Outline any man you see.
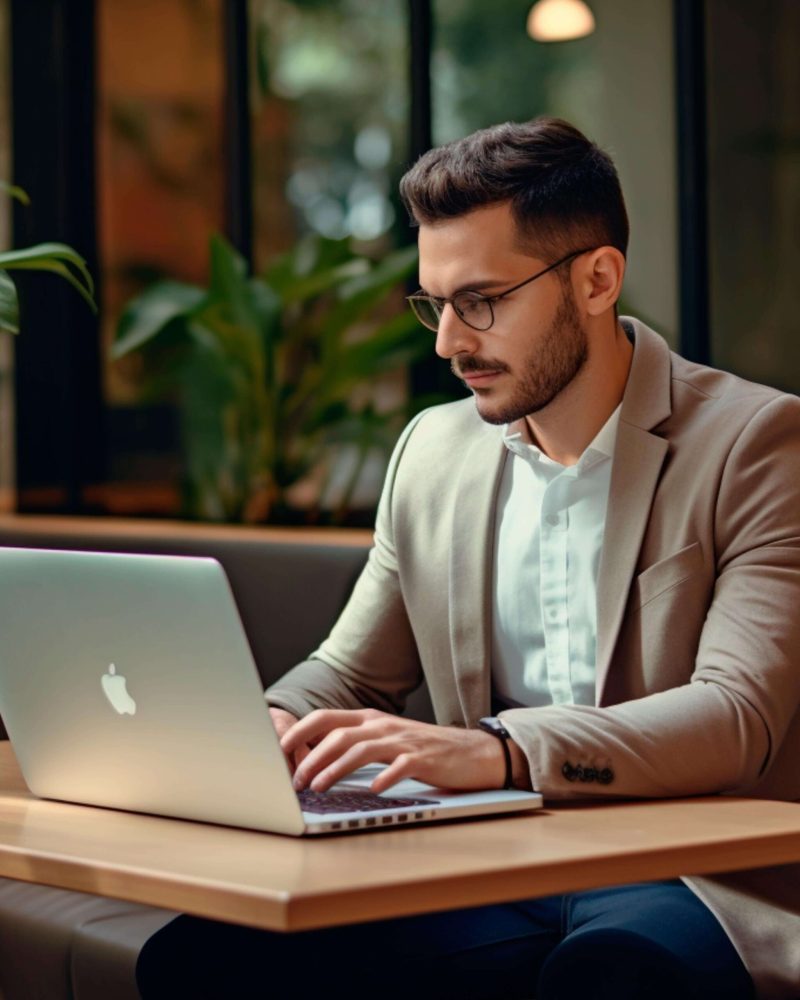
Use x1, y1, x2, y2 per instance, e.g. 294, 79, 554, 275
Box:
138, 119, 800, 999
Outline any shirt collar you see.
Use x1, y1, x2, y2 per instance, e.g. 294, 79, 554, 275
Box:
502, 404, 622, 473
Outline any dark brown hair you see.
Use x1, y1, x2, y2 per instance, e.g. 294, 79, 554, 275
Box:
399, 117, 629, 262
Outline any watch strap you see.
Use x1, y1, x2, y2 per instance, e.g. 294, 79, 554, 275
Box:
478, 717, 513, 790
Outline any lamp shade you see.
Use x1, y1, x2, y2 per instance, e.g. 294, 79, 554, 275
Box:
527, 0, 595, 42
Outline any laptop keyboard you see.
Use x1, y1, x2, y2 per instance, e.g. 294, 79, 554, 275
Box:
298, 788, 438, 814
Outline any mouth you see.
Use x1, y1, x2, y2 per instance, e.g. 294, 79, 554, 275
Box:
460, 370, 504, 388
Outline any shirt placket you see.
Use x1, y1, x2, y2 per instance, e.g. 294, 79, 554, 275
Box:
540, 474, 573, 705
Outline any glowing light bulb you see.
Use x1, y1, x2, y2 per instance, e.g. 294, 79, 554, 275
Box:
527, 0, 595, 42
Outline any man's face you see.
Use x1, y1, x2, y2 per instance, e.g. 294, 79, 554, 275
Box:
417, 202, 587, 425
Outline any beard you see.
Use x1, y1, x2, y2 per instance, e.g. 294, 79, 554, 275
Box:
452, 286, 588, 426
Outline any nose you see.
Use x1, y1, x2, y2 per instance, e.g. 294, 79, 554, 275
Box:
434, 303, 480, 360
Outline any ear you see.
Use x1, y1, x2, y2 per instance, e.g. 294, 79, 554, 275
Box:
576, 247, 626, 317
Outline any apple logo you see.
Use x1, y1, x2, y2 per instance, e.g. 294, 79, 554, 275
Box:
101, 664, 137, 716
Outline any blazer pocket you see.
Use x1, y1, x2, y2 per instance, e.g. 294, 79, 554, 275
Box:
632, 541, 704, 611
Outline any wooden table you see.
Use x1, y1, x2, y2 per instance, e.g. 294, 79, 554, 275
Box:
2, 742, 800, 932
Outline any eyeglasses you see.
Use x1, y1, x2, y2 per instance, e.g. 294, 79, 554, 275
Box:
406, 248, 593, 333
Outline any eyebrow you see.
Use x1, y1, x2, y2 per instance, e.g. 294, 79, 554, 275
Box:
417, 278, 511, 297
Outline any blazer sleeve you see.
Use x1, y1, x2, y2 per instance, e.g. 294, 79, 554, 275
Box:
500, 393, 800, 799
265, 412, 428, 720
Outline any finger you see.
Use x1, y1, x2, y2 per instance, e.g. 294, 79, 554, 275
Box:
285, 746, 301, 775
306, 739, 399, 793
370, 753, 419, 794
281, 709, 369, 755
293, 744, 311, 768
288, 744, 312, 775
293, 723, 387, 790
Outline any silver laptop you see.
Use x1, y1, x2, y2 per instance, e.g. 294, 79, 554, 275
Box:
0, 547, 542, 835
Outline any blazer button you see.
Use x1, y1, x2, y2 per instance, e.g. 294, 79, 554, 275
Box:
562, 762, 578, 781
598, 768, 614, 785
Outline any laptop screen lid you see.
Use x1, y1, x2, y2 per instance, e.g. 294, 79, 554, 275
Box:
0, 547, 541, 835
0, 546, 308, 834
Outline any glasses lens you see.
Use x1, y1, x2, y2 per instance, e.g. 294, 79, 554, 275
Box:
453, 292, 493, 331
409, 296, 442, 331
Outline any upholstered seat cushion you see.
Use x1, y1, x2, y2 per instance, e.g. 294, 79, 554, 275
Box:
0, 878, 175, 1000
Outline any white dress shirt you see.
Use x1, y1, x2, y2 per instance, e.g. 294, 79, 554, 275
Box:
491, 405, 621, 709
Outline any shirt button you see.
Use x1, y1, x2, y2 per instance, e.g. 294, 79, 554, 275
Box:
545, 514, 560, 527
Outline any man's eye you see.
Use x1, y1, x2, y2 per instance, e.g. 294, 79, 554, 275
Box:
458, 295, 487, 318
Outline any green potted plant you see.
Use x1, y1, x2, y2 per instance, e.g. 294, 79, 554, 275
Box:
0, 182, 96, 334
112, 233, 439, 523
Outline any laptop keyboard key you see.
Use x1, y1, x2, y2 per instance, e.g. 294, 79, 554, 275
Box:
298, 789, 438, 814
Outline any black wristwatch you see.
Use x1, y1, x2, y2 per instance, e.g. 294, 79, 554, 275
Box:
478, 716, 513, 789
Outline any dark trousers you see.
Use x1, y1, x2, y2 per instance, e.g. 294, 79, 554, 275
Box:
136, 879, 755, 999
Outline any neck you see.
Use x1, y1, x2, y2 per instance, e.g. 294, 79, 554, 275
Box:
524, 318, 633, 466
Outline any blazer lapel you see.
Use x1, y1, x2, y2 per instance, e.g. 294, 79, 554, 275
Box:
595, 319, 674, 701
448, 422, 507, 726
594, 423, 668, 698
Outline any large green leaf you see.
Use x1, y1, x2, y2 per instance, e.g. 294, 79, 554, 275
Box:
208, 235, 248, 309
281, 309, 427, 430
0, 270, 19, 334
336, 244, 419, 302
186, 312, 272, 451
202, 235, 273, 377
177, 325, 273, 522
178, 347, 239, 521
298, 234, 359, 274
189, 304, 267, 396
0, 243, 96, 312
262, 234, 355, 291
333, 310, 430, 380
112, 280, 205, 359
261, 234, 373, 307
317, 244, 418, 354
298, 312, 429, 420
0, 181, 30, 206
276, 258, 369, 305
248, 278, 283, 346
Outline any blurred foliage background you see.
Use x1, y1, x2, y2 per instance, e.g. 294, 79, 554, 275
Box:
96, 0, 648, 524
112, 234, 430, 523
3, 0, 795, 522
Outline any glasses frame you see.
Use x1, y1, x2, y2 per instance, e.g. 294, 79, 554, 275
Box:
407, 247, 595, 332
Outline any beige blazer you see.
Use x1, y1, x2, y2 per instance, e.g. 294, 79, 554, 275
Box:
268, 318, 800, 999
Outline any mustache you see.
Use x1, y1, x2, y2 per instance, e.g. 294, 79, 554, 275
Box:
451, 357, 510, 378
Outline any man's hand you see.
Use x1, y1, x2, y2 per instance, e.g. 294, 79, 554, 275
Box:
269, 707, 311, 773
281, 708, 512, 794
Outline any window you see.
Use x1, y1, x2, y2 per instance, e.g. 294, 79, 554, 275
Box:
96, 0, 226, 515
250, 0, 409, 262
